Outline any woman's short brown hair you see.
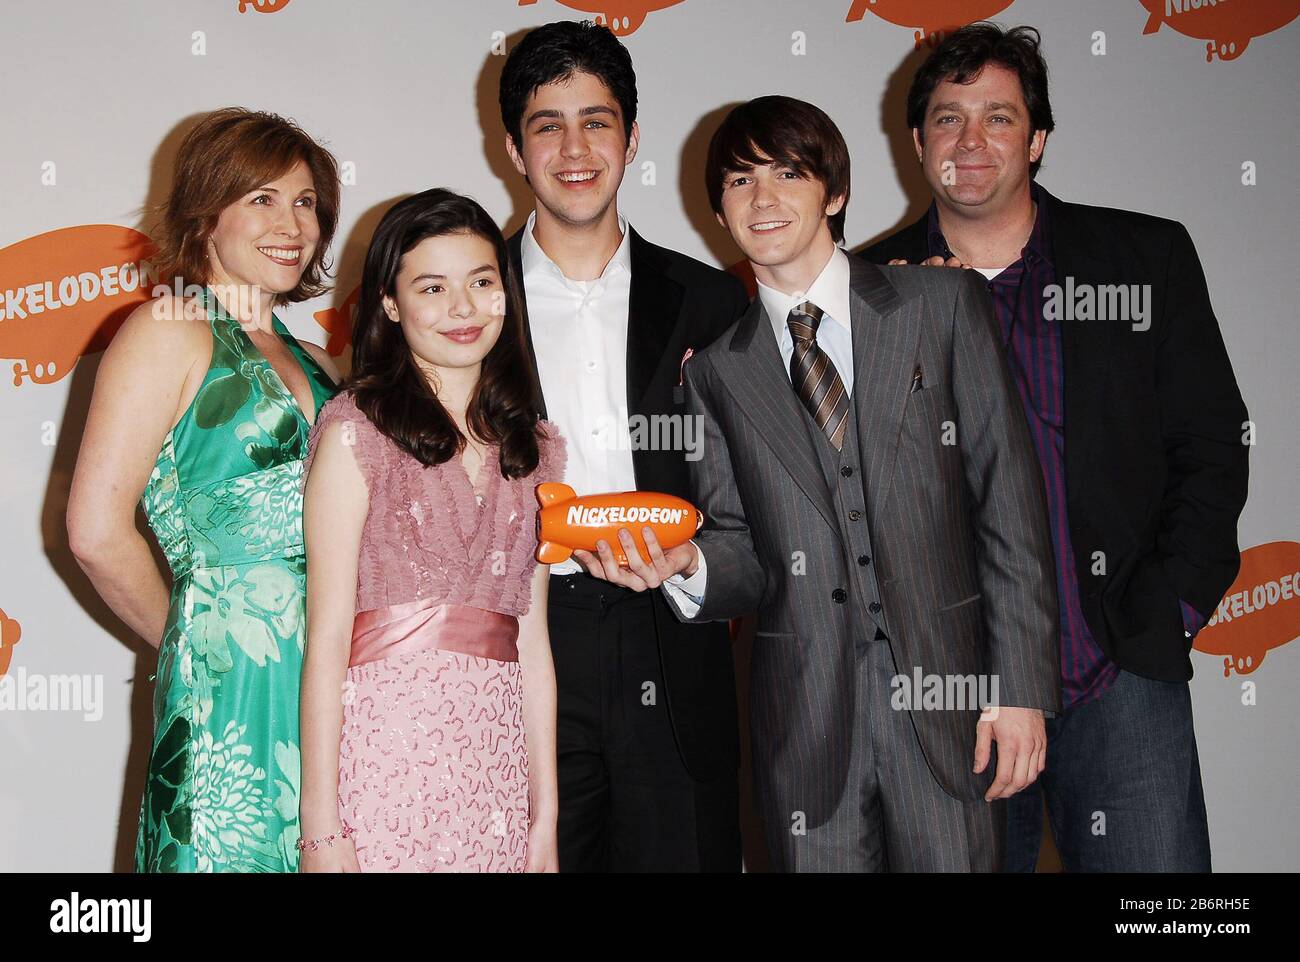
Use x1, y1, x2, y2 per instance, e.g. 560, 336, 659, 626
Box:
705, 96, 851, 244
154, 107, 341, 303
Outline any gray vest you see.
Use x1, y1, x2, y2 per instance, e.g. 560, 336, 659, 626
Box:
798, 395, 889, 642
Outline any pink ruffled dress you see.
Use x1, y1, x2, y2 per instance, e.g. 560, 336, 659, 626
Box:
305, 391, 565, 872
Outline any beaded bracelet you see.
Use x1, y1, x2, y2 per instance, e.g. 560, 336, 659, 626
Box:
296, 824, 355, 853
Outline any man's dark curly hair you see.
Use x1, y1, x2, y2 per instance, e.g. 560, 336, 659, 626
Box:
907, 23, 1054, 176
499, 20, 637, 150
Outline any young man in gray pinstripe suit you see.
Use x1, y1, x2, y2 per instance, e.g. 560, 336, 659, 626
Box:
575, 96, 1061, 871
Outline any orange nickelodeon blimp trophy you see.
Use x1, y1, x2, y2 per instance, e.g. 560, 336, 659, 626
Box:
535, 484, 703, 566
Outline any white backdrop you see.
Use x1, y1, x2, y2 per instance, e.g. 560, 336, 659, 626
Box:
1, 0, 1297, 871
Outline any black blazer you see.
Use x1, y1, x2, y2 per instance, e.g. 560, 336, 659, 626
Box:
507, 224, 750, 778
860, 186, 1249, 682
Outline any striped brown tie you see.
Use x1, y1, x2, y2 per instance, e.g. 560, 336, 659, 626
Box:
787, 300, 850, 450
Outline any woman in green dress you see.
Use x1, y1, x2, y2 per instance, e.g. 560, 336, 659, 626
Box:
67, 108, 342, 872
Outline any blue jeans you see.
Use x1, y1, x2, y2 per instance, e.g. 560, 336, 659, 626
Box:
1004, 668, 1212, 872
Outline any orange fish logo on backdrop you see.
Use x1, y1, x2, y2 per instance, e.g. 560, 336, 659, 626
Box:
1194, 541, 1300, 677
312, 283, 359, 358
237, 0, 292, 12
518, 0, 686, 36
1140, 0, 1300, 62
846, 0, 1016, 46
0, 225, 158, 387
0, 609, 20, 678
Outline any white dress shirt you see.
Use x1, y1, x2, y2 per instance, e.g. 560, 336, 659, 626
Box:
663, 246, 855, 615
520, 209, 636, 574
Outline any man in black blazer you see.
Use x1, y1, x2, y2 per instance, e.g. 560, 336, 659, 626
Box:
862, 24, 1249, 871
497, 20, 746, 871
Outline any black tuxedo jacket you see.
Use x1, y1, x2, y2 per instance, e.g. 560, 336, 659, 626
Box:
507, 224, 750, 778
860, 186, 1249, 682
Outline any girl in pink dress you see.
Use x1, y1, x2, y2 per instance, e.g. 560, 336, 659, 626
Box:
299, 189, 563, 872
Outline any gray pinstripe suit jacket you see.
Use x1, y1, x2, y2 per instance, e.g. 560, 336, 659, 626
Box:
674, 254, 1061, 827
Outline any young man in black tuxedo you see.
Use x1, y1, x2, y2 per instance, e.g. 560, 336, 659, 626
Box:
497, 19, 746, 871
861, 24, 1249, 871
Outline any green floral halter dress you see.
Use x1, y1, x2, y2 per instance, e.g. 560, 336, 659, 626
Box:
135, 288, 337, 872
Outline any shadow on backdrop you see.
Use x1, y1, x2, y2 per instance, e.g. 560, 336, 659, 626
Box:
39, 113, 211, 871
852, 43, 933, 255
477, 29, 543, 240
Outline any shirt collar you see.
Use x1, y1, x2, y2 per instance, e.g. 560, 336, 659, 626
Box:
758, 245, 853, 348
925, 181, 1053, 270
520, 209, 632, 287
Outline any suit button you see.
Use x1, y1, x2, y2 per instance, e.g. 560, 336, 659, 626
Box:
832, 588, 848, 604
869, 601, 883, 614
858, 554, 871, 566
840, 465, 853, 477
849, 510, 861, 521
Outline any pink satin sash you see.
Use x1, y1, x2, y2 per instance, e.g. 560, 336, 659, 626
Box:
349, 598, 519, 667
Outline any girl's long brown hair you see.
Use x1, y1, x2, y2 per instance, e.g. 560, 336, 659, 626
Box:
348, 188, 541, 478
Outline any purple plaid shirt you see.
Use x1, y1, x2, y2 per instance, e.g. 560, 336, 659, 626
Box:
926, 187, 1121, 708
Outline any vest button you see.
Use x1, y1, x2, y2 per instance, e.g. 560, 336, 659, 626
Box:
832, 588, 848, 604
858, 554, 871, 566
869, 601, 883, 614
840, 465, 853, 477
849, 510, 861, 521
